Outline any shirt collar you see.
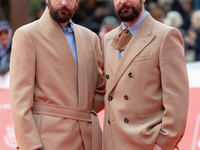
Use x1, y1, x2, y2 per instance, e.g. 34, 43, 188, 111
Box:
61, 20, 74, 33
122, 11, 148, 36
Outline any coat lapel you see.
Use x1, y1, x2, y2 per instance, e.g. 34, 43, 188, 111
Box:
106, 27, 121, 74
108, 14, 156, 94
39, 8, 89, 109
39, 8, 78, 82
73, 24, 88, 109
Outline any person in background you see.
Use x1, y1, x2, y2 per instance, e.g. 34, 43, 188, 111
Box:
163, 10, 192, 61
185, 10, 200, 61
10, 0, 105, 150
170, 0, 191, 31
147, 1, 165, 22
0, 20, 12, 75
99, 16, 119, 47
163, 10, 185, 39
193, 0, 200, 10
102, 0, 189, 149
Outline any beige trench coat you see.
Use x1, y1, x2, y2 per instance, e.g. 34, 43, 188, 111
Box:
102, 14, 189, 150
10, 8, 105, 150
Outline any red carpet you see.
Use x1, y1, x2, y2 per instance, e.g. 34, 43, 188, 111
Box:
1, 88, 199, 149
179, 88, 200, 150
0, 89, 17, 150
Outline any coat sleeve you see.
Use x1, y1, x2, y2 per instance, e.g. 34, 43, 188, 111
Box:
156, 28, 189, 150
92, 35, 105, 113
10, 28, 43, 150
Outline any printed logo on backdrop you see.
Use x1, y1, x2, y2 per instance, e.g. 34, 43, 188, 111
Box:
191, 114, 200, 150
0, 89, 17, 150
4, 124, 17, 148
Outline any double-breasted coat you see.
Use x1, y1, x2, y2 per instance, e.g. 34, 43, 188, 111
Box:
10, 8, 105, 150
102, 14, 189, 150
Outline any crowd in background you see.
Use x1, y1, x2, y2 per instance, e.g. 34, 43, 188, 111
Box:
72, 0, 200, 62
0, 0, 200, 76
30, 0, 200, 62
146, 0, 200, 62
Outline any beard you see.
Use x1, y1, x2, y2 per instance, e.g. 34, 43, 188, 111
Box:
48, 0, 77, 23
115, 0, 143, 22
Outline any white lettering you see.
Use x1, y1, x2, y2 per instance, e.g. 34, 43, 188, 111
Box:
4, 124, 17, 148
0, 104, 11, 110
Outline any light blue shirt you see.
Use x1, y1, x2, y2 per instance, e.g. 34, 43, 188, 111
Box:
120, 11, 148, 58
61, 21, 78, 67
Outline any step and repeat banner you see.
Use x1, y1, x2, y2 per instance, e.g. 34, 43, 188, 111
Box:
0, 72, 17, 150
0, 62, 200, 150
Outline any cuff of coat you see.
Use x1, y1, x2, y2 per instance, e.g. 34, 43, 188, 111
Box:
156, 134, 183, 150
16, 146, 43, 150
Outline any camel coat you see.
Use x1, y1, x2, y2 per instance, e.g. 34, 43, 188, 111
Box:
102, 14, 189, 150
10, 8, 105, 150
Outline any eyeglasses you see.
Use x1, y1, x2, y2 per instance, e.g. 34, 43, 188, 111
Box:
0, 30, 9, 36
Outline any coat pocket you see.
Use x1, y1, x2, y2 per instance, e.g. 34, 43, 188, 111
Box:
133, 53, 152, 62
137, 110, 163, 145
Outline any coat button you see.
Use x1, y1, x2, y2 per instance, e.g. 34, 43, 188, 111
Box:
128, 72, 133, 77
108, 119, 111, 124
124, 95, 128, 100
124, 118, 129, 123
108, 96, 113, 101
106, 75, 109, 79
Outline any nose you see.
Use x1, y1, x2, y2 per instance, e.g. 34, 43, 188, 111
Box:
61, 0, 68, 7
120, 0, 128, 5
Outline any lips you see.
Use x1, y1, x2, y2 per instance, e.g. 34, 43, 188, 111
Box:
58, 9, 68, 12
57, 8, 70, 13
121, 7, 131, 13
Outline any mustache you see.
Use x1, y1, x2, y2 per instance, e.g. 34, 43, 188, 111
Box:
118, 4, 133, 11
57, 6, 72, 12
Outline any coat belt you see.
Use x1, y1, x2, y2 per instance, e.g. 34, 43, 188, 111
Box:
32, 102, 102, 150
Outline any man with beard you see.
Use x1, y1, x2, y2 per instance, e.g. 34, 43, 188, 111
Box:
102, 0, 189, 150
10, 0, 105, 150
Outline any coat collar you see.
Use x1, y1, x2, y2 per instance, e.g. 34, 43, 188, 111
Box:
106, 14, 156, 94
39, 7, 78, 74
39, 8, 89, 109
